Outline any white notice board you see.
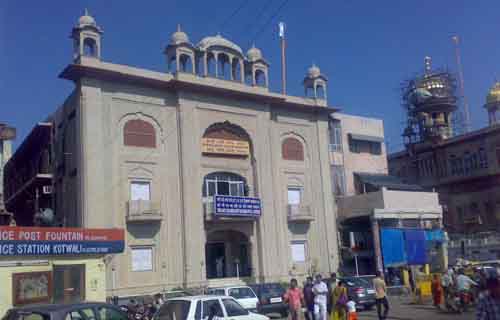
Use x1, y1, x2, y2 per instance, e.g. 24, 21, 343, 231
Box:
131, 247, 153, 271
291, 241, 306, 262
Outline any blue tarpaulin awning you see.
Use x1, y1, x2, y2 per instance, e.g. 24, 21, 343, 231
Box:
381, 228, 407, 267
425, 230, 444, 242
404, 229, 428, 265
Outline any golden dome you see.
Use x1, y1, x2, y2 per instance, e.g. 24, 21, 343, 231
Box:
486, 82, 500, 105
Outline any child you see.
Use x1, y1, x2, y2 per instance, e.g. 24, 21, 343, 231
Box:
346, 298, 357, 320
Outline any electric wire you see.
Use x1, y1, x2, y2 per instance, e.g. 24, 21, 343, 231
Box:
250, 0, 290, 44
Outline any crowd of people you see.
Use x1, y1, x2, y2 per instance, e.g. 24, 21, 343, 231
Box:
429, 265, 500, 319
283, 272, 389, 320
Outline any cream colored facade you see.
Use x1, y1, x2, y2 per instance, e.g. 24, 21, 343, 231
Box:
26, 13, 340, 297
329, 113, 387, 196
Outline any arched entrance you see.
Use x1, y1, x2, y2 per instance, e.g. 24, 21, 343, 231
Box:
206, 230, 251, 279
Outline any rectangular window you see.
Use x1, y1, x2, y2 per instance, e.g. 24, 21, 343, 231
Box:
291, 241, 306, 263
349, 138, 360, 153
131, 247, 153, 271
287, 187, 302, 205
329, 121, 342, 152
369, 142, 382, 155
479, 147, 489, 168
130, 181, 151, 201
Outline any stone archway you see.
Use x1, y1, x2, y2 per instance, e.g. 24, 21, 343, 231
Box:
205, 229, 251, 279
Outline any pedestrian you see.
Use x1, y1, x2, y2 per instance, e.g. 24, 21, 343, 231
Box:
303, 276, 316, 320
346, 298, 357, 320
373, 271, 389, 320
327, 273, 338, 315
284, 278, 304, 320
476, 277, 500, 320
441, 269, 453, 300
431, 274, 442, 308
313, 274, 329, 320
330, 281, 347, 320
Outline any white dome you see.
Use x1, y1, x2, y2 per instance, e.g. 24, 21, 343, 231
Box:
171, 25, 189, 45
247, 45, 262, 62
198, 34, 243, 56
307, 64, 321, 78
78, 9, 96, 27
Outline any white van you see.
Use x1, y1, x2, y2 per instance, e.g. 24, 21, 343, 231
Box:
207, 286, 259, 311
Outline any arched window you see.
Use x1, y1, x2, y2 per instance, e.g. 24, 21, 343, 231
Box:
232, 58, 241, 82
218, 53, 231, 80
168, 56, 177, 72
83, 38, 97, 57
202, 172, 248, 197
282, 137, 304, 161
245, 71, 253, 86
207, 52, 216, 77
255, 69, 266, 87
124, 119, 156, 148
179, 54, 193, 73
316, 85, 325, 99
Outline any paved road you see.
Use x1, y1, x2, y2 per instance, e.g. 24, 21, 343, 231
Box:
357, 297, 474, 320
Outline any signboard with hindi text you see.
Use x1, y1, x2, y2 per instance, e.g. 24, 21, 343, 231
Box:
214, 195, 261, 217
202, 138, 250, 156
0, 227, 125, 256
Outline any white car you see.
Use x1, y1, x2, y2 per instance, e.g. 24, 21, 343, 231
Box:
154, 295, 269, 320
207, 286, 259, 311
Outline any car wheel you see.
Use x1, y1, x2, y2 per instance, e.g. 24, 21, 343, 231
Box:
364, 304, 374, 311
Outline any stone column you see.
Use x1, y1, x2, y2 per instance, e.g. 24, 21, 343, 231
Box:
371, 217, 383, 272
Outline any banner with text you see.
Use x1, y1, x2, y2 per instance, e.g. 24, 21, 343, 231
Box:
214, 196, 261, 217
202, 138, 250, 156
0, 227, 125, 256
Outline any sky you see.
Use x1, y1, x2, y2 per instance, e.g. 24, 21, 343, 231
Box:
1, 0, 500, 152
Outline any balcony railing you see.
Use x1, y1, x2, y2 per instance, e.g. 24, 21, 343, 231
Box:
126, 200, 162, 222
287, 204, 314, 222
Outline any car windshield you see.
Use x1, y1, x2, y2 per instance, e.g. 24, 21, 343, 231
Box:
157, 300, 191, 320
10, 312, 50, 320
260, 284, 285, 296
342, 277, 369, 287
228, 287, 256, 299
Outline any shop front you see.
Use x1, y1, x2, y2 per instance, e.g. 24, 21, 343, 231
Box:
0, 226, 124, 315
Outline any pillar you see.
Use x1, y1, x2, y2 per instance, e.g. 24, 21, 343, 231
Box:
240, 61, 244, 83
371, 217, 383, 272
203, 53, 208, 77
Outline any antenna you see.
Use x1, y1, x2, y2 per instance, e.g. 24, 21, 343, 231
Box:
452, 35, 471, 133
279, 22, 286, 94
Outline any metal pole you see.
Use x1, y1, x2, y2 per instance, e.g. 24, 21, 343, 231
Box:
452, 35, 471, 133
279, 22, 286, 95
354, 254, 359, 277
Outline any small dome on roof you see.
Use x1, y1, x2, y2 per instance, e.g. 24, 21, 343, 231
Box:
247, 45, 262, 62
487, 82, 500, 105
198, 34, 243, 56
171, 24, 189, 45
78, 9, 96, 27
307, 64, 321, 78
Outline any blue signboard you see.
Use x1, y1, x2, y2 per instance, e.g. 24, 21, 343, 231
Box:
214, 196, 261, 217
0, 227, 125, 256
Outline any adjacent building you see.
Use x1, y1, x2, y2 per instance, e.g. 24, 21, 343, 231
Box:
329, 113, 444, 281
4, 12, 339, 296
0, 123, 16, 218
388, 58, 500, 264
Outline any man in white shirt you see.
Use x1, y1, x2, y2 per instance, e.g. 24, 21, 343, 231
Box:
456, 270, 477, 292
312, 274, 328, 320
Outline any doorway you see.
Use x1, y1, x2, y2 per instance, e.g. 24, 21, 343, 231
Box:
53, 264, 85, 304
205, 230, 251, 279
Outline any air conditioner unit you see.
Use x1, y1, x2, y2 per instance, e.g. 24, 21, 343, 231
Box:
42, 186, 53, 194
